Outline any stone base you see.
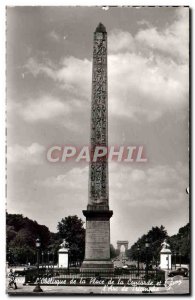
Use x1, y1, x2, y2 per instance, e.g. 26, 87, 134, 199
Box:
58, 248, 69, 268
80, 260, 114, 273
81, 209, 113, 274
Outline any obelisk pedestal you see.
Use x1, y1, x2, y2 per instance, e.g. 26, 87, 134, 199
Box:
80, 23, 113, 273
81, 210, 113, 272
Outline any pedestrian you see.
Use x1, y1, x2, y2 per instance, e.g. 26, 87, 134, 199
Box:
8, 269, 17, 289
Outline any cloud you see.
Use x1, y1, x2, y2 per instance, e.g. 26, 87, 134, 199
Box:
25, 50, 188, 124
7, 96, 88, 137
34, 160, 188, 245
7, 143, 45, 165
137, 19, 151, 27
38, 166, 88, 190
108, 161, 189, 243
24, 8, 189, 124
108, 30, 135, 53
108, 52, 188, 121
135, 7, 189, 62
109, 162, 188, 209
25, 56, 91, 99
25, 57, 56, 78
48, 30, 61, 42
38, 161, 188, 212
18, 96, 70, 122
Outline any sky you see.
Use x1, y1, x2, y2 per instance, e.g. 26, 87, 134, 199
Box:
6, 6, 189, 247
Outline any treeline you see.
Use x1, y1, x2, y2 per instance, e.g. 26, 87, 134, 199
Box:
6, 213, 190, 266
6, 213, 85, 265
126, 223, 190, 264
6, 213, 117, 265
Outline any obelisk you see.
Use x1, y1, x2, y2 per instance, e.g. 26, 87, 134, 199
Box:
81, 23, 113, 273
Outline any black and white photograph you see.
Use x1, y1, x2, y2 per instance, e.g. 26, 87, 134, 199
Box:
6, 6, 190, 295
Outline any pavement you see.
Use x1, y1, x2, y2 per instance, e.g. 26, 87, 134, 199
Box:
7, 276, 190, 295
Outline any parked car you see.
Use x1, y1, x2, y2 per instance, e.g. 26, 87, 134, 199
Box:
25, 265, 37, 270
168, 267, 189, 277
128, 265, 137, 270
122, 265, 128, 269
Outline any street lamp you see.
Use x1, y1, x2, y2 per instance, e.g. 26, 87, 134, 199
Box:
145, 239, 150, 283
142, 238, 151, 294
52, 251, 55, 268
137, 245, 140, 277
33, 238, 43, 293
41, 251, 44, 267
47, 251, 50, 268
26, 250, 29, 266
173, 252, 177, 269
179, 252, 181, 267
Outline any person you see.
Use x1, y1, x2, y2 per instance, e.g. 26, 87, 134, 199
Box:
8, 269, 17, 289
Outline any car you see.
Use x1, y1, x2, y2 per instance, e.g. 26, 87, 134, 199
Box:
168, 267, 189, 277
25, 265, 37, 270
128, 265, 137, 270
122, 265, 128, 269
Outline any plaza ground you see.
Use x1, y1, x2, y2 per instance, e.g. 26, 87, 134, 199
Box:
6, 263, 190, 295
7, 277, 190, 295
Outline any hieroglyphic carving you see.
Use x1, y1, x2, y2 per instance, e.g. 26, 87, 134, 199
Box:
89, 29, 109, 206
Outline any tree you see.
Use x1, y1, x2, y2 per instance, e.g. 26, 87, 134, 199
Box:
6, 213, 53, 265
8, 246, 36, 265
167, 223, 190, 264
127, 225, 168, 263
6, 213, 51, 249
6, 225, 17, 243
57, 215, 85, 263
110, 244, 118, 258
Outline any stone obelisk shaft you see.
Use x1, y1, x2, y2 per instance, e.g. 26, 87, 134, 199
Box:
81, 23, 113, 273
88, 23, 109, 209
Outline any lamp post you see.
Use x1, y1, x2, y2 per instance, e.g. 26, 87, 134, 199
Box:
145, 238, 150, 283
47, 251, 50, 269
142, 238, 151, 294
137, 245, 140, 277
173, 252, 176, 269
156, 259, 159, 271
52, 251, 54, 268
41, 251, 44, 267
33, 238, 43, 293
26, 251, 29, 266
174, 252, 177, 269
179, 252, 181, 267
